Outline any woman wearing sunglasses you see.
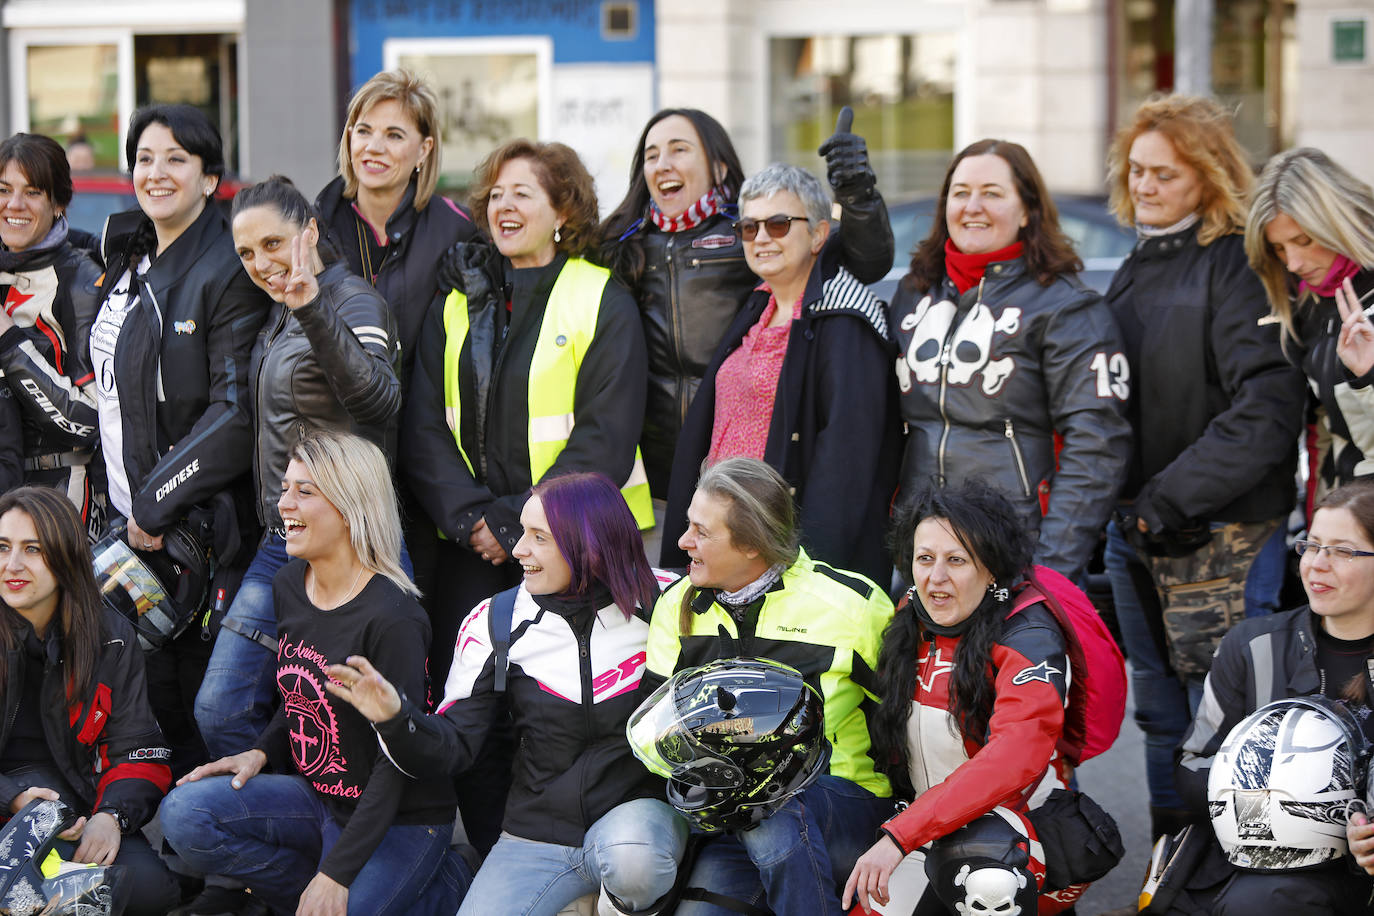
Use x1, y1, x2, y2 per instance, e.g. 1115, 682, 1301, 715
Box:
659, 163, 898, 581
890, 140, 1130, 586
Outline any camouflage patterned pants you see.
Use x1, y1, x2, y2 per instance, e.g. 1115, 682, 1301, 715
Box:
1142, 518, 1284, 680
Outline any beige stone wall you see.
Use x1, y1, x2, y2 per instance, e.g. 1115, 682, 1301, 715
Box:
653, 0, 1112, 196
1293, 1, 1374, 184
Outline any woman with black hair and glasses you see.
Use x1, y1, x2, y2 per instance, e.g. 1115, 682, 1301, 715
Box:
1176, 478, 1374, 914
658, 163, 898, 583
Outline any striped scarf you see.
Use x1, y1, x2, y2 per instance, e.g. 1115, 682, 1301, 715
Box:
649, 187, 724, 233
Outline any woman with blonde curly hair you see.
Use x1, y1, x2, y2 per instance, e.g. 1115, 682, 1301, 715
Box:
403, 140, 649, 851
1100, 95, 1306, 839
1245, 147, 1374, 488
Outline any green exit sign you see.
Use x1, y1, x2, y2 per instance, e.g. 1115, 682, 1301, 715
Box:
1334, 18, 1366, 63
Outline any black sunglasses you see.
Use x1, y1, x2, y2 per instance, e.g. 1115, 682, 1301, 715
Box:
733, 214, 811, 242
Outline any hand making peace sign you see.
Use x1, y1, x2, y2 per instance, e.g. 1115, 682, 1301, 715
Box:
1335, 275, 1374, 378
282, 231, 321, 311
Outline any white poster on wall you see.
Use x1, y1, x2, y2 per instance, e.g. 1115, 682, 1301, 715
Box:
550, 63, 655, 217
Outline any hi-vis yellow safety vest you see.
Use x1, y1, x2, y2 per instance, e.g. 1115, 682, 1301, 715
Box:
441, 258, 654, 529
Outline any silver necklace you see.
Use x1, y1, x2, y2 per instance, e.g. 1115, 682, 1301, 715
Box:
309, 564, 364, 609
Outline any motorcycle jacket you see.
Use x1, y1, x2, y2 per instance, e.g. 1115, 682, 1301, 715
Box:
248, 260, 401, 528
1287, 267, 1374, 487
375, 572, 676, 848
315, 176, 478, 390
645, 548, 894, 797
891, 258, 1131, 583
881, 602, 1071, 855
1105, 228, 1305, 531
632, 193, 894, 495
0, 233, 103, 507
97, 206, 270, 536
0, 609, 173, 832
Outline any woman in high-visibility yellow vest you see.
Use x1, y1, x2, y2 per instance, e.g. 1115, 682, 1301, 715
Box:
402, 139, 650, 852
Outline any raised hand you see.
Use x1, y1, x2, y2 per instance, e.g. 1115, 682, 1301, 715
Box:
325, 655, 402, 722
283, 232, 321, 311
1335, 276, 1374, 377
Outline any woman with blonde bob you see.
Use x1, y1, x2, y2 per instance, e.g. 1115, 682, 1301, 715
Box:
162, 431, 469, 916
1245, 147, 1374, 488
1100, 95, 1305, 839
314, 68, 480, 662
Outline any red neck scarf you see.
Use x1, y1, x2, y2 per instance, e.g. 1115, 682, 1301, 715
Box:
1300, 254, 1362, 298
943, 239, 1024, 295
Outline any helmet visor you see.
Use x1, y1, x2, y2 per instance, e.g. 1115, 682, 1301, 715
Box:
92, 536, 176, 631
627, 669, 748, 790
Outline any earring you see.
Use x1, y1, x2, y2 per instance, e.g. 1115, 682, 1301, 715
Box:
904, 584, 917, 604
987, 580, 1010, 603
553, 226, 562, 243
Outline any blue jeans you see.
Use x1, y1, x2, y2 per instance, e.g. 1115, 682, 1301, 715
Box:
160, 773, 469, 915
457, 798, 687, 916
1104, 521, 1283, 811
676, 775, 894, 916
196, 533, 414, 757
195, 533, 291, 757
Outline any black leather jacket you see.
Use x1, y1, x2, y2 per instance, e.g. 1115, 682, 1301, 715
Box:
248, 260, 402, 528
629, 193, 894, 494
0, 609, 172, 832
1105, 229, 1305, 531
891, 259, 1132, 583
0, 237, 103, 481
98, 205, 271, 538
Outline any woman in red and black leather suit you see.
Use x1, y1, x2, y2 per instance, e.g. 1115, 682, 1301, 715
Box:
845, 482, 1100, 916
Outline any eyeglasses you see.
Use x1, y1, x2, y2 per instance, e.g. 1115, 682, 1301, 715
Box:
1294, 540, 1374, 562
733, 214, 810, 241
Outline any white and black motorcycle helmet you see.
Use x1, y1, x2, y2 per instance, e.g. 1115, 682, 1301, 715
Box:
91, 523, 212, 651
1207, 695, 1368, 871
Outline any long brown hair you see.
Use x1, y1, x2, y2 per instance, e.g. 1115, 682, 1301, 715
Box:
905, 139, 1082, 292
0, 487, 103, 700
1106, 95, 1252, 247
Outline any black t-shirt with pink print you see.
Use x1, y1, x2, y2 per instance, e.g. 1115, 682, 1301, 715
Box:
255, 559, 454, 885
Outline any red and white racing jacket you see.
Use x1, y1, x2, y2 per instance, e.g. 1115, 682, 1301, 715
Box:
883, 602, 1071, 855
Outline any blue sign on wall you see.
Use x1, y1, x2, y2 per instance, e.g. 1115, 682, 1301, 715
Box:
350, 0, 655, 88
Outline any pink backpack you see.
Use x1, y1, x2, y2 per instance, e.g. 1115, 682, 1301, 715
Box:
1010, 565, 1126, 766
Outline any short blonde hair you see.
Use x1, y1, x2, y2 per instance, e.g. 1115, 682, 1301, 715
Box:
338, 69, 441, 211
1107, 95, 1252, 247
1245, 147, 1374, 342
288, 431, 418, 597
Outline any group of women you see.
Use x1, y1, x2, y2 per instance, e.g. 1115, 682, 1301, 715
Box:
2, 58, 1374, 913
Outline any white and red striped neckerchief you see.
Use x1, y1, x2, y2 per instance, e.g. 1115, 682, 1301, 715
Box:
648, 187, 724, 233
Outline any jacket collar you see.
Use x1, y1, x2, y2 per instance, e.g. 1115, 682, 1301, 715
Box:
316, 175, 420, 253
1132, 224, 1201, 261
144, 202, 228, 291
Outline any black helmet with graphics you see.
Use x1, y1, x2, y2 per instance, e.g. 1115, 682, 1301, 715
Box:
92, 522, 212, 651
626, 656, 829, 832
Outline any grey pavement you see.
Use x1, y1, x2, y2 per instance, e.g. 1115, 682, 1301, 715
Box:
1076, 674, 1152, 914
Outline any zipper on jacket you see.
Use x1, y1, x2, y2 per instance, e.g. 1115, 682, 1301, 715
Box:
1003, 418, 1032, 498
937, 278, 985, 480
252, 307, 292, 521
575, 616, 596, 829
687, 255, 744, 270
664, 234, 693, 424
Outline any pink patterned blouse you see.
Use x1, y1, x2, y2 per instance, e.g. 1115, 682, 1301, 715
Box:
707, 290, 802, 463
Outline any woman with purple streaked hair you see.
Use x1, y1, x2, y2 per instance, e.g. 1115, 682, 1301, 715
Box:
328, 472, 688, 916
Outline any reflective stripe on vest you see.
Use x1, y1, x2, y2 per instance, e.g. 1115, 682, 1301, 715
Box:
441, 258, 653, 528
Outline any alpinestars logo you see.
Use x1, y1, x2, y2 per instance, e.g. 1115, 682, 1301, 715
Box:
1011, 660, 1063, 686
